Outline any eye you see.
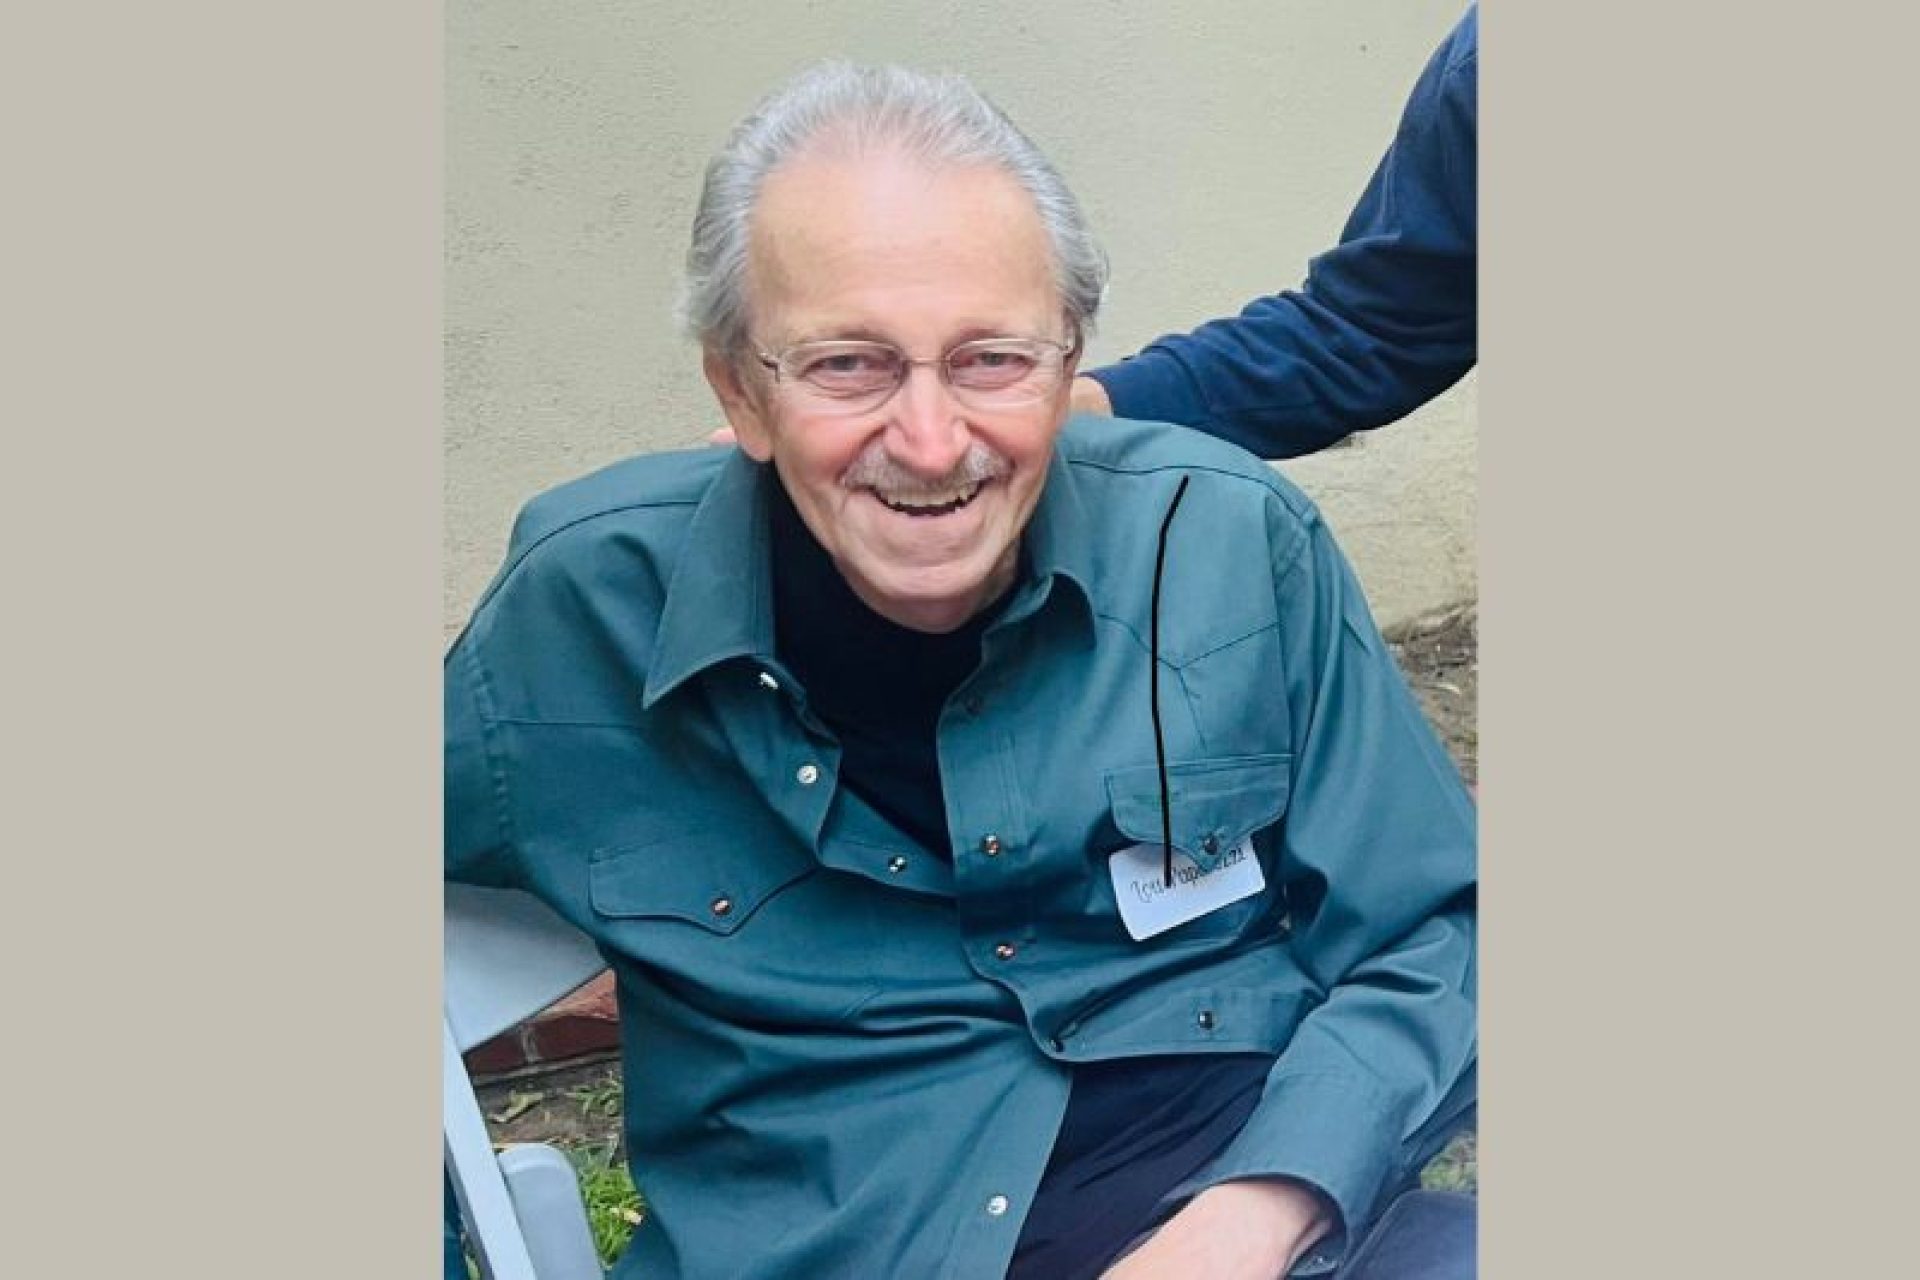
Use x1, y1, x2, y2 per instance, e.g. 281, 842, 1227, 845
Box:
794, 344, 900, 393
948, 342, 1040, 388
808, 352, 875, 375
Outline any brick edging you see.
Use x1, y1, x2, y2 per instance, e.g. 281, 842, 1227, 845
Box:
463, 970, 620, 1080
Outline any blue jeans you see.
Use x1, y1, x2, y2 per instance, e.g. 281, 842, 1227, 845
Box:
1337, 1189, 1476, 1280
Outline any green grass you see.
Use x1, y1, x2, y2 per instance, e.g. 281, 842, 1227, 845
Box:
567, 1077, 625, 1123
462, 1142, 639, 1276
465, 1072, 642, 1277
1420, 1129, 1479, 1194
566, 1140, 645, 1268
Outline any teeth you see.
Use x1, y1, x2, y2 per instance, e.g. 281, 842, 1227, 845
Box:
875, 481, 982, 516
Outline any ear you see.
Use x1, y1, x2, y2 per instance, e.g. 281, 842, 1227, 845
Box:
704, 348, 776, 462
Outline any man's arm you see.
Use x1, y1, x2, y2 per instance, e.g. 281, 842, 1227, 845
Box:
445, 634, 518, 888
1117, 510, 1478, 1278
1083, 7, 1478, 458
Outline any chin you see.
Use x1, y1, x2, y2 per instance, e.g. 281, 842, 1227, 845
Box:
859, 561, 998, 632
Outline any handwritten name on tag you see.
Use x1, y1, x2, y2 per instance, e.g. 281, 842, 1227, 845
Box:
1107, 836, 1265, 941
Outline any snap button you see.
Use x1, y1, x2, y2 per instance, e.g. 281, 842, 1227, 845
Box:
980, 833, 1003, 857
795, 763, 820, 786
985, 1194, 1010, 1217
993, 942, 1017, 961
1196, 1009, 1216, 1031
756, 671, 779, 691
886, 855, 908, 874
1201, 832, 1220, 855
709, 897, 734, 918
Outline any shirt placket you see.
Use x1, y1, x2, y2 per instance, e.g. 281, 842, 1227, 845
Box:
707, 658, 840, 859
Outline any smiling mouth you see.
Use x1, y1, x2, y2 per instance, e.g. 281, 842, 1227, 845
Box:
872, 481, 984, 517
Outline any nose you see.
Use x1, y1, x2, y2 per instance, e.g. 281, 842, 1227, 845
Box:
883, 362, 972, 477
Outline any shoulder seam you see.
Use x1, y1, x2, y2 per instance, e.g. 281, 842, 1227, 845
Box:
1062, 455, 1322, 525
472, 496, 700, 618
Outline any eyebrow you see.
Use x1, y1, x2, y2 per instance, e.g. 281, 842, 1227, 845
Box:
784, 323, 1024, 349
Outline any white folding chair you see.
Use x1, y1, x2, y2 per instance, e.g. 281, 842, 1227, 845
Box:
445, 883, 611, 1280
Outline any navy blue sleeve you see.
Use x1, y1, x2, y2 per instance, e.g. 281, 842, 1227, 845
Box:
1090, 6, 1477, 458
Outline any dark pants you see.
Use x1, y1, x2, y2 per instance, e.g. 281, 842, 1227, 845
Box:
1337, 1189, 1476, 1280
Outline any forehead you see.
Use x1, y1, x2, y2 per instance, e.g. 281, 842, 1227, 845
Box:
746, 149, 1058, 342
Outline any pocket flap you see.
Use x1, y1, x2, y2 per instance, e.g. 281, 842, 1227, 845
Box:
589, 835, 814, 936
1105, 753, 1292, 866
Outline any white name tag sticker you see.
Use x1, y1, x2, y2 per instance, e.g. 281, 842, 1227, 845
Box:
1107, 837, 1265, 941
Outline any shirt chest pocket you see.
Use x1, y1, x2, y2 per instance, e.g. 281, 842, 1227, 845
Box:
1098, 753, 1293, 939
1105, 753, 1292, 862
588, 830, 816, 937
587, 831, 902, 1028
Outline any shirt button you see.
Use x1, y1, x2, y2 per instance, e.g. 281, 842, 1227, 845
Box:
1196, 1009, 1217, 1030
795, 763, 821, 786
709, 897, 734, 918
756, 670, 780, 691
985, 1194, 1010, 1217
886, 855, 908, 874
980, 833, 1003, 857
993, 942, 1017, 961
1201, 832, 1220, 855
962, 695, 985, 716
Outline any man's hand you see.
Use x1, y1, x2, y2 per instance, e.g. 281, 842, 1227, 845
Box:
1099, 1179, 1334, 1280
1069, 375, 1113, 417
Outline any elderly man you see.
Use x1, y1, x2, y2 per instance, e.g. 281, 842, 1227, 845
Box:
446, 63, 1476, 1280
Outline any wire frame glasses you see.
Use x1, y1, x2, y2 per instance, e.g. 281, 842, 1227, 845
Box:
754, 335, 1077, 414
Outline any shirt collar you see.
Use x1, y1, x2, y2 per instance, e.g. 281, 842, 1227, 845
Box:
643, 451, 775, 708
1009, 446, 1099, 636
642, 444, 1099, 708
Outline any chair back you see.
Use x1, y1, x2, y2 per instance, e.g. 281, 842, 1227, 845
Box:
444, 884, 609, 1280
446, 884, 607, 1052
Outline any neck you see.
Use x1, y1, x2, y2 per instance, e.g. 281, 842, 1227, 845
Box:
843, 548, 1018, 634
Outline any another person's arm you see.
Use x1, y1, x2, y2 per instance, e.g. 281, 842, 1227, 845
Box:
1081, 7, 1478, 458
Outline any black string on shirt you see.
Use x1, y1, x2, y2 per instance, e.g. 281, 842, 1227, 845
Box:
1150, 475, 1191, 887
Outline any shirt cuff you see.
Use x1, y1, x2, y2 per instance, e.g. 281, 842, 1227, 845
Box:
1171, 1070, 1406, 1272
1085, 349, 1209, 428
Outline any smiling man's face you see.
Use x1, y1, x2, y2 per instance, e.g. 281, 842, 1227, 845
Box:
705, 148, 1076, 634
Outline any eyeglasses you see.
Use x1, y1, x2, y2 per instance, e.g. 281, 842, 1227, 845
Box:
753, 334, 1078, 414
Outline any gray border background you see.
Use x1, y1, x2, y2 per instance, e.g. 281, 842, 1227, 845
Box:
8, 2, 1918, 1276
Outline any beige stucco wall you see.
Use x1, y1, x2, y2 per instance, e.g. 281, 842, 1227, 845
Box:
446, 0, 1476, 638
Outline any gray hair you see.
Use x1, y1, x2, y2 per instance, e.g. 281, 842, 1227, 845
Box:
681, 61, 1108, 356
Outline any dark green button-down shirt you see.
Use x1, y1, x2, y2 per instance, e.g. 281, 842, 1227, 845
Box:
444, 415, 1477, 1279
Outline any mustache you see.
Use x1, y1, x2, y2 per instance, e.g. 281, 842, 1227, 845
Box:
839, 441, 1010, 496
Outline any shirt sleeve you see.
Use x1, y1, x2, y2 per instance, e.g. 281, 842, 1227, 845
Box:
444, 633, 519, 888
1175, 509, 1477, 1258
1088, 6, 1478, 458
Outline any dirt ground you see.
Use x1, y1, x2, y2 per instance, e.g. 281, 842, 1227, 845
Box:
478, 1054, 626, 1152
1385, 600, 1478, 787
480, 601, 1480, 1153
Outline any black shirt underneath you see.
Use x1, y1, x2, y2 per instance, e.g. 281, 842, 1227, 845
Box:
769, 487, 1272, 1279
